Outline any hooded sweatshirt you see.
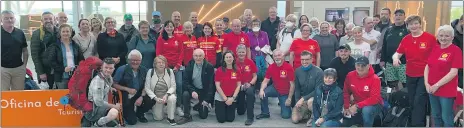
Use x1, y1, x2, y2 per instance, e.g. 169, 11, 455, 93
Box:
343, 66, 383, 109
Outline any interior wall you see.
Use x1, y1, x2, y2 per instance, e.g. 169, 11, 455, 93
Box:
296, 1, 375, 23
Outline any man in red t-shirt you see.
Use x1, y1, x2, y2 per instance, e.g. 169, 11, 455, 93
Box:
235, 44, 258, 125
172, 11, 183, 37
223, 19, 251, 59
392, 15, 437, 127
256, 49, 295, 120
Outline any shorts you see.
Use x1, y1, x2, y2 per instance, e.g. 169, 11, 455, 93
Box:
84, 105, 110, 121
292, 100, 311, 119
385, 62, 407, 84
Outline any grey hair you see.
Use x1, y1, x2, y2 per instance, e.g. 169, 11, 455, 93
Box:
273, 49, 283, 56
345, 23, 355, 30
309, 17, 320, 24
1, 10, 14, 15
436, 25, 454, 37
236, 44, 247, 52
244, 9, 253, 15
127, 49, 142, 60
285, 14, 297, 22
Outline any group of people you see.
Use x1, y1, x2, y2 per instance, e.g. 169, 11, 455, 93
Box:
1, 5, 463, 127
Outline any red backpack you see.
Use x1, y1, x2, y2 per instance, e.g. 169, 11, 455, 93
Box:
66, 56, 103, 112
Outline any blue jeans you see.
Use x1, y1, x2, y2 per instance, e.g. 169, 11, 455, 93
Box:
342, 104, 382, 127
429, 94, 455, 127
260, 85, 291, 119
175, 70, 183, 107
313, 120, 341, 127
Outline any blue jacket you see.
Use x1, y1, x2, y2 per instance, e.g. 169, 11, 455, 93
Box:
313, 83, 344, 121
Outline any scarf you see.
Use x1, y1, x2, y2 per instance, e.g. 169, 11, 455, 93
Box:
301, 64, 312, 71
39, 26, 46, 41
322, 84, 332, 92
107, 29, 116, 37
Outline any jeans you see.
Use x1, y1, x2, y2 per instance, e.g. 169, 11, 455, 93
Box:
215, 100, 236, 123
313, 120, 341, 127
236, 86, 255, 119
255, 56, 267, 90
123, 95, 155, 125
175, 70, 183, 107
260, 85, 291, 119
406, 76, 428, 127
182, 91, 209, 119
429, 94, 455, 127
342, 104, 382, 127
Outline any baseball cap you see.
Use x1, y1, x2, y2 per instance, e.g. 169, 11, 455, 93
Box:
394, 9, 405, 15
338, 44, 351, 51
124, 14, 133, 21
355, 56, 369, 66
223, 17, 230, 22
152, 11, 161, 17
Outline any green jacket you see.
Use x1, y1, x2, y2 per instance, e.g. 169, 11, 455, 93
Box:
30, 27, 58, 75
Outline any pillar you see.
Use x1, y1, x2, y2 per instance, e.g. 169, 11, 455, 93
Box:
423, 0, 437, 34
147, 0, 154, 23
83, 1, 93, 18
122, 1, 126, 14
285, 0, 294, 17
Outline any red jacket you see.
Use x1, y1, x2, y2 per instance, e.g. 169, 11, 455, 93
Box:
180, 34, 198, 66
156, 35, 184, 69
343, 66, 383, 109
198, 35, 220, 66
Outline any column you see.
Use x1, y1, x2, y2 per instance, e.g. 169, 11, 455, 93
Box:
72, 1, 81, 31
5, 1, 12, 11
83, 1, 93, 18
423, 0, 438, 34
122, 1, 126, 14
147, 0, 154, 23
285, 0, 294, 17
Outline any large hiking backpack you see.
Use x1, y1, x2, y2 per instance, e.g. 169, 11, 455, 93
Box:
66, 56, 103, 112
382, 88, 410, 127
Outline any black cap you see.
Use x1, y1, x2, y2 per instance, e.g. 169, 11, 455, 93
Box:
223, 17, 230, 22
394, 9, 405, 15
355, 56, 369, 66
338, 44, 351, 51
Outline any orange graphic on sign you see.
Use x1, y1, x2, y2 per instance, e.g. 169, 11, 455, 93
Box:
1, 90, 82, 127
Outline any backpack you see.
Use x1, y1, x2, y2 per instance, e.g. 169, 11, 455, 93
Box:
382, 88, 410, 127
281, 28, 297, 41
66, 56, 103, 112
149, 68, 171, 79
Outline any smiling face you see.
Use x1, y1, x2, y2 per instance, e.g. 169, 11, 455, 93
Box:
60, 26, 72, 40
437, 30, 453, 45
91, 18, 102, 31
104, 18, 116, 30
224, 52, 234, 65
324, 75, 336, 85
102, 63, 115, 76
172, 11, 181, 25
164, 22, 175, 34
79, 20, 90, 32
139, 23, 150, 36
300, 54, 312, 67
301, 25, 311, 39
407, 20, 422, 33
203, 25, 212, 36
154, 58, 166, 71
42, 14, 55, 29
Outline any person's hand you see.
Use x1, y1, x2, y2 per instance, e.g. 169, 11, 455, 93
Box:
349, 105, 358, 115
259, 90, 265, 99
379, 61, 385, 68
127, 88, 137, 94
113, 57, 120, 64
225, 97, 234, 106
173, 67, 179, 72
343, 109, 351, 117
295, 98, 304, 108
425, 82, 432, 93
162, 95, 167, 103
64, 66, 72, 72
135, 97, 143, 106
156, 98, 164, 103
202, 101, 209, 106
393, 58, 401, 67
244, 83, 251, 89
192, 92, 199, 100
39, 74, 47, 81
114, 103, 121, 110
111, 87, 117, 93
429, 85, 440, 94
285, 98, 291, 107
315, 118, 325, 126
255, 46, 261, 51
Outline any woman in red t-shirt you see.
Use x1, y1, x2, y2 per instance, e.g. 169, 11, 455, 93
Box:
424, 25, 463, 127
198, 22, 220, 67
180, 21, 198, 66
214, 51, 241, 123
156, 20, 184, 71
290, 23, 321, 69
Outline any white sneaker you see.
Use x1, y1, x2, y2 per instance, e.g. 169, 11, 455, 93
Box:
176, 107, 184, 116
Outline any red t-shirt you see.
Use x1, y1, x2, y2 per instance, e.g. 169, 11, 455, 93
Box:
237, 59, 258, 83
217, 34, 224, 53
156, 36, 184, 69
265, 63, 295, 95
215, 68, 241, 96
396, 32, 437, 77
180, 34, 198, 66
427, 44, 463, 97
174, 25, 183, 37
198, 35, 220, 66
289, 38, 320, 69
223, 32, 250, 54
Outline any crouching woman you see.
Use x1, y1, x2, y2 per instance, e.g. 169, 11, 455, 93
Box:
312, 68, 343, 127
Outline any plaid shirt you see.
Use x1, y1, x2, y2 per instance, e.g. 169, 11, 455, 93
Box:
88, 74, 113, 107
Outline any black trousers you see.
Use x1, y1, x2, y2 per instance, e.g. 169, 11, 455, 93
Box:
122, 95, 155, 125
215, 100, 236, 123
182, 91, 209, 119
236, 86, 255, 119
406, 76, 429, 127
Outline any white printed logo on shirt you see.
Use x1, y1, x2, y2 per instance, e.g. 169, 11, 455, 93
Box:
364, 85, 369, 91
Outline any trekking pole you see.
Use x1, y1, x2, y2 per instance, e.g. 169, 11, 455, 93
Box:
117, 90, 125, 127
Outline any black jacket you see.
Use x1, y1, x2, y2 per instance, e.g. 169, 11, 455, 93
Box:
183, 59, 215, 103
49, 40, 84, 82
30, 27, 59, 75
313, 83, 344, 121
381, 24, 408, 63
96, 31, 127, 67
261, 17, 281, 50
451, 19, 463, 50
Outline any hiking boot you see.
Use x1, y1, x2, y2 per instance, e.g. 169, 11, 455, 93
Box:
138, 116, 148, 123
255, 114, 270, 120
167, 118, 177, 126
177, 115, 193, 125
245, 119, 254, 126
93, 122, 103, 127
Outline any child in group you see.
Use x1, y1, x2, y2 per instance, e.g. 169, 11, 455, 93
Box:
312, 68, 344, 127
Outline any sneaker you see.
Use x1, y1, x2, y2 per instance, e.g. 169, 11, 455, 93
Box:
176, 107, 184, 116
138, 116, 148, 123
167, 118, 177, 126
255, 114, 270, 120
93, 122, 103, 127
245, 119, 254, 126
177, 115, 193, 125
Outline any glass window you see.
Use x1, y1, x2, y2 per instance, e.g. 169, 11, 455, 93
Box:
97, 1, 123, 28
126, 1, 147, 27
450, 1, 463, 21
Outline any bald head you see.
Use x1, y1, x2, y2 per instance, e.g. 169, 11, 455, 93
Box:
193, 49, 205, 64
231, 19, 241, 34
57, 12, 68, 25
172, 11, 181, 26
190, 12, 198, 26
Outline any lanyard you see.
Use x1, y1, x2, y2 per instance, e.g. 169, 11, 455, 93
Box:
320, 90, 330, 110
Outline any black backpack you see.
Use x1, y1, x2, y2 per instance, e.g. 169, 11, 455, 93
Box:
382, 88, 410, 127
280, 28, 297, 41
